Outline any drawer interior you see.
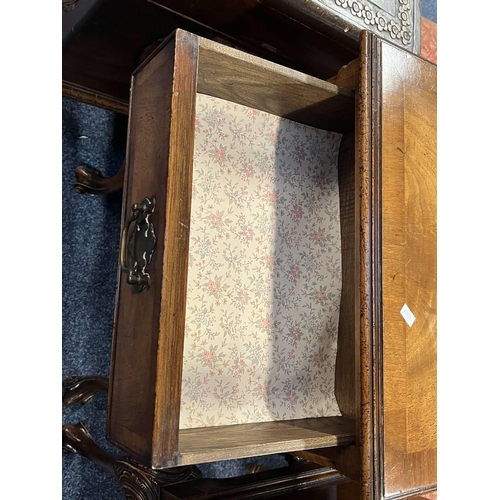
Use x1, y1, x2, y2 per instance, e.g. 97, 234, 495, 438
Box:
182, 91, 344, 429
109, 29, 359, 468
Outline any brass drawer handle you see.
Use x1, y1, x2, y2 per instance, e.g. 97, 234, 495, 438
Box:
119, 196, 157, 293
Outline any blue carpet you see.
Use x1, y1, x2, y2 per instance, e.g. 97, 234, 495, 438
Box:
422, 0, 437, 23
62, 98, 127, 499
62, 98, 288, 499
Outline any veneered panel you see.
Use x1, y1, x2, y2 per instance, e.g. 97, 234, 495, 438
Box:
379, 42, 437, 497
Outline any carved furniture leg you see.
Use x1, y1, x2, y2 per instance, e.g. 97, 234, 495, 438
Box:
115, 457, 202, 500
63, 376, 109, 406
63, 422, 117, 475
63, 423, 202, 500
74, 161, 125, 195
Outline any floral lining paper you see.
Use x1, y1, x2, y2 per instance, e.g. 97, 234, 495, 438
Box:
180, 94, 343, 428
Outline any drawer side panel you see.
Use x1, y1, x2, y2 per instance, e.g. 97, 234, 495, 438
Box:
152, 30, 200, 467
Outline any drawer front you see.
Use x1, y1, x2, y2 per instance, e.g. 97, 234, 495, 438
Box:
107, 31, 199, 465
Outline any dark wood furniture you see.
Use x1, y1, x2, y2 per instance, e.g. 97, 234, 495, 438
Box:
63, 376, 353, 499
150, 0, 421, 53
62, 0, 420, 114
62, 3, 436, 500
109, 29, 356, 470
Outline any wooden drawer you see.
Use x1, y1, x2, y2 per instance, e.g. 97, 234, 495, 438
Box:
107, 29, 436, 500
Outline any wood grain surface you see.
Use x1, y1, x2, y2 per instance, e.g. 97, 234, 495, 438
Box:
336, 131, 357, 420
357, 32, 437, 499
152, 29, 200, 468
62, 81, 129, 114
197, 37, 354, 133
328, 59, 360, 91
357, 31, 378, 500
145, 30, 198, 468
107, 37, 177, 463
379, 38, 437, 498
176, 416, 355, 466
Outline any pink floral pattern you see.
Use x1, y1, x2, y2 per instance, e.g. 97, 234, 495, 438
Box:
180, 94, 343, 429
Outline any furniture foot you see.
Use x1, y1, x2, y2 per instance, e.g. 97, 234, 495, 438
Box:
115, 459, 202, 500
62, 422, 117, 475
63, 422, 202, 500
74, 162, 125, 195
63, 376, 109, 406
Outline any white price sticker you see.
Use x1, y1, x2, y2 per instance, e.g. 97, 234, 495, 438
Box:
400, 303, 416, 327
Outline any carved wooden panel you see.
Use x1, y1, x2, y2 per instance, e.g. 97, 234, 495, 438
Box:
317, 0, 420, 53
261, 0, 421, 55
